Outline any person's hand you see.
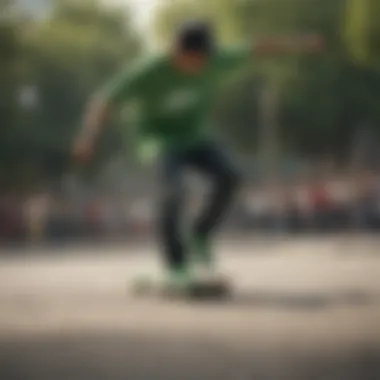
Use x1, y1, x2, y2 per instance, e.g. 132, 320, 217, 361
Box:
256, 33, 324, 55
298, 33, 325, 53
72, 135, 95, 164
275, 34, 324, 53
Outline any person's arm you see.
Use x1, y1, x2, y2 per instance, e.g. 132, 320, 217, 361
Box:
215, 33, 324, 74
254, 33, 324, 55
78, 95, 111, 147
73, 58, 149, 162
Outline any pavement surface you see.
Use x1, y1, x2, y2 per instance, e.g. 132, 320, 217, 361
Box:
1, 236, 380, 380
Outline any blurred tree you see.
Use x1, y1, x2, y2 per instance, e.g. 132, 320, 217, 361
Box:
343, 0, 380, 165
234, 0, 349, 161
0, 0, 141, 190
343, 0, 380, 67
0, 0, 26, 190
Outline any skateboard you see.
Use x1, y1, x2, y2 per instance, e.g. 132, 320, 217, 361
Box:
131, 275, 231, 300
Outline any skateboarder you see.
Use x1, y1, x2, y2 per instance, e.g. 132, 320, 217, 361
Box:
73, 21, 323, 291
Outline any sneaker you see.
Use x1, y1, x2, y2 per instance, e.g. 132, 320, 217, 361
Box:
190, 235, 228, 285
191, 234, 215, 269
165, 267, 194, 291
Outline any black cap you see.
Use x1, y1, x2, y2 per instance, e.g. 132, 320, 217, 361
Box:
177, 20, 214, 55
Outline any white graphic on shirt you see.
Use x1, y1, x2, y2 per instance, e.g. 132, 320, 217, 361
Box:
161, 89, 199, 113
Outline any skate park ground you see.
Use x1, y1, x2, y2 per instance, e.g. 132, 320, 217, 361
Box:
0, 235, 380, 380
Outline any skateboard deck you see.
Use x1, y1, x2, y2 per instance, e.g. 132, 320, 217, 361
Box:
131, 276, 231, 300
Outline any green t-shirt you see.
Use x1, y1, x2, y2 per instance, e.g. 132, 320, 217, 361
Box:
101, 46, 252, 154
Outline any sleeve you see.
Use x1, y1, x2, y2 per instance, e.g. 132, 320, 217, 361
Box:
213, 44, 253, 75
99, 57, 154, 106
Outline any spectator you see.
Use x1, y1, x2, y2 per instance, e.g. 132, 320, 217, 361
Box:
352, 171, 380, 230
309, 179, 332, 231
0, 195, 25, 244
84, 199, 103, 238
326, 178, 353, 230
129, 198, 153, 236
242, 188, 271, 229
294, 182, 314, 231
24, 193, 51, 243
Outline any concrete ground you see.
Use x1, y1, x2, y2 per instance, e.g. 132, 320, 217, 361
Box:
0, 236, 380, 380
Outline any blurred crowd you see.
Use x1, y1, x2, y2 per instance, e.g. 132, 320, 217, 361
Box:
1, 171, 380, 248
237, 171, 380, 233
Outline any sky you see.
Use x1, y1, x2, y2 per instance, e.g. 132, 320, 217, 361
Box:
122, 0, 161, 28
14, 0, 163, 50
15, 0, 52, 14
106, 0, 162, 47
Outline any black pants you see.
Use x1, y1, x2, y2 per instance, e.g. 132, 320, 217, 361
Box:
158, 141, 240, 271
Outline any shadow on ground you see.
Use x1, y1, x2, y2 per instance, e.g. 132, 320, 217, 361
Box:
0, 332, 379, 380
1, 288, 379, 313
174, 288, 380, 311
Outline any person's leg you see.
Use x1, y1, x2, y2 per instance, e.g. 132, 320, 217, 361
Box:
186, 142, 241, 267
158, 149, 189, 278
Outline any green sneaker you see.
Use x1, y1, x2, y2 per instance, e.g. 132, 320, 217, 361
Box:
165, 267, 194, 291
191, 234, 215, 270
133, 268, 194, 296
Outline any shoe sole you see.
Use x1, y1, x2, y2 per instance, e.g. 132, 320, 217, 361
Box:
131, 279, 231, 300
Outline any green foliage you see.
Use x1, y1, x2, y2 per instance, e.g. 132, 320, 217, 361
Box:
343, 0, 380, 67
1, 0, 141, 190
